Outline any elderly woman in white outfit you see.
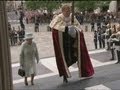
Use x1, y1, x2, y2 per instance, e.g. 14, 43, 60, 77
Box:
20, 33, 39, 85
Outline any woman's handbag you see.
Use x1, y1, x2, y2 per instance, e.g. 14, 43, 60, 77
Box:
18, 67, 25, 77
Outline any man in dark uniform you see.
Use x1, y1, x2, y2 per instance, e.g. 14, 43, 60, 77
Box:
94, 30, 98, 49
91, 21, 95, 32
19, 10, 25, 30
98, 27, 102, 48
34, 15, 39, 32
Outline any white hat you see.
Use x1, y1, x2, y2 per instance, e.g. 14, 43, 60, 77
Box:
24, 33, 33, 40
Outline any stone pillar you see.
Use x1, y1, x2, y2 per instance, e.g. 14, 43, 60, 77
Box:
117, 0, 120, 11
0, 1, 13, 90
116, 0, 120, 19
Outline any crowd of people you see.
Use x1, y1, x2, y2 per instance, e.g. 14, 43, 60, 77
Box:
8, 22, 25, 46
25, 10, 53, 24
93, 22, 120, 62
106, 24, 120, 63
76, 11, 120, 24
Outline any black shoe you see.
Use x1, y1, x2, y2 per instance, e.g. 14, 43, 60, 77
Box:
25, 82, 28, 86
63, 76, 68, 83
31, 82, 34, 85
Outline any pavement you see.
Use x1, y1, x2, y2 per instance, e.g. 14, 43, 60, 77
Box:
12, 49, 120, 90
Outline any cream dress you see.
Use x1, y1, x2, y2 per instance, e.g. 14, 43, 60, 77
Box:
20, 41, 39, 77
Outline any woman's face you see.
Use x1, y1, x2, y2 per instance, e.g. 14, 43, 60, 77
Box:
26, 39, 32, 44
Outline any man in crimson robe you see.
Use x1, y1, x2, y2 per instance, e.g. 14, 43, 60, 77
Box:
49, 5, 94, 83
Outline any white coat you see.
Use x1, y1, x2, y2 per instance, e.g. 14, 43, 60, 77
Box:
20, 41, 39, 77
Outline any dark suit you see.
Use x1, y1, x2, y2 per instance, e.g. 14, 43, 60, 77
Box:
94, 31, 98, 49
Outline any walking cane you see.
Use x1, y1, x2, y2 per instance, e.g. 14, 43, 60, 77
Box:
71, 1, 74, 25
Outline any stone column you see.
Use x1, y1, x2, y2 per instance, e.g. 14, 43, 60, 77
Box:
117, 1, 120, 11
116, 0, 120, 18
0, 1, 13, 90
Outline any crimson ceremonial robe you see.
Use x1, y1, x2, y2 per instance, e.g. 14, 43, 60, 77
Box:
52, 28, 94, 78
50, 13, 94, 78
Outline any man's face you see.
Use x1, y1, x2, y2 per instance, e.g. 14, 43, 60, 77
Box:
62, 7, 71, 17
